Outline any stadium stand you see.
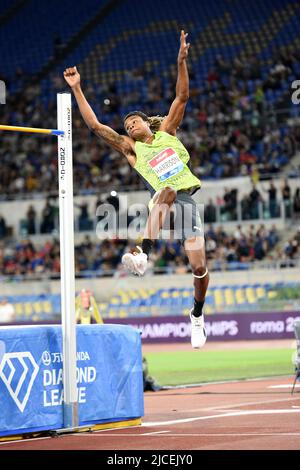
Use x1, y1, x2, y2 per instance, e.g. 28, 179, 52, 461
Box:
0, 223, 292, 277
0, 0, 108, 80
1, 0, 300, 195
1, 281, 299, 322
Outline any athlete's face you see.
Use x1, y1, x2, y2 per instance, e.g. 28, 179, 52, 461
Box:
124, 115, 151, 141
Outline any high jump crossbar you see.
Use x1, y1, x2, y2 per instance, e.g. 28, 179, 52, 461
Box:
0, 124, 64, 136
0, 93, 78, 430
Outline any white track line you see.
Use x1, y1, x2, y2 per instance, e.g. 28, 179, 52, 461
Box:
141, 431, 170, 435
68, 430, 171, 437
268, 384, 300, 389
144, 408, 300, 427
185, 395, 299, 413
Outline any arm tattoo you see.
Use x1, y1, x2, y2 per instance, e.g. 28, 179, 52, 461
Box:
96, 126, 123, 145
94, 125, 128, 153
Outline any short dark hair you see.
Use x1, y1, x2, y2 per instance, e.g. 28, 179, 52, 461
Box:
123, 111, 149, 124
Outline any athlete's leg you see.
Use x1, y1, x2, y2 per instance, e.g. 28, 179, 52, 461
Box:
184, 236, 209, 348
184, 236, 209, 311
174, 192, 209, 313
142, 187, 177, 253
122, 187, 176, 275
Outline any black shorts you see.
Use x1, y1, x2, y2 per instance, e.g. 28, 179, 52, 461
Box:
149, 190, 204, 242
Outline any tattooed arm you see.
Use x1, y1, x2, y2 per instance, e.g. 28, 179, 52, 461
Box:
64, 67, 136, 165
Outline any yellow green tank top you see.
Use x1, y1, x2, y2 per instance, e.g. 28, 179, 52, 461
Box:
134, 131, 201, 194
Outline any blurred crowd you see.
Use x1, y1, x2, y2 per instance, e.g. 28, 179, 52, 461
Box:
1, 44, 300, 278
0, 223, 287, 278
0, 45, 300, 197
1, 178, 300, 240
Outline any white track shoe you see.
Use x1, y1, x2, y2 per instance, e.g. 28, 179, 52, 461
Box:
122, 246, 148, 276
190, 310, 207, 349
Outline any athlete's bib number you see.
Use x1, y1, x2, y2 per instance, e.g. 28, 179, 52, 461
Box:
149, 148, 184, 181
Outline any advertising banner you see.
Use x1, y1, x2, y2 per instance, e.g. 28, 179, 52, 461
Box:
0, 324, 143, 436
109, 312, 300, 342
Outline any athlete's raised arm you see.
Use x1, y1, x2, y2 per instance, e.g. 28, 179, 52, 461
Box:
160, 30, 190, 136
64, 67, 135, 164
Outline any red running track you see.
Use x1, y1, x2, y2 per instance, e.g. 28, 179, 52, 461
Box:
0, 376, 300, 450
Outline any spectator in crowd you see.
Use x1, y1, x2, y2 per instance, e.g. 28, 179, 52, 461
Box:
241, 193, 250, 220
204, 198, 216, 223
284, 238, 298, 259
26, 205, 37, 234
75, 201, 92, 231
263, 181, 278, 218
0, 298, 15, 323
234, 224, 244, 240
40, 198, 57, 233
267, 224, 279, 248
293, 188, 300, 216
206, 224, 217, 240
282, 179, 291, 217
0, 214, 7, 239
248, 184, 262, 219
221, 188, 238, 221
236, 236, 252, 262
205, 236, 217, 259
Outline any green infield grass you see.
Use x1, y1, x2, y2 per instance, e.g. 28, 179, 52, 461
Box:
144, 348, 295, 386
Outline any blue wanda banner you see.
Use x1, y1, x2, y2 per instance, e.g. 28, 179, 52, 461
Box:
0, 324, 144, 436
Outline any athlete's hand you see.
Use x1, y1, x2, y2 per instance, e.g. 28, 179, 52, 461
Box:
178, 30, 190, 64
64, 66, 81, 88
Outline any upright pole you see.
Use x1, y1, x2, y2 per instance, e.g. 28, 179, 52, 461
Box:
57, 93, 78, 428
